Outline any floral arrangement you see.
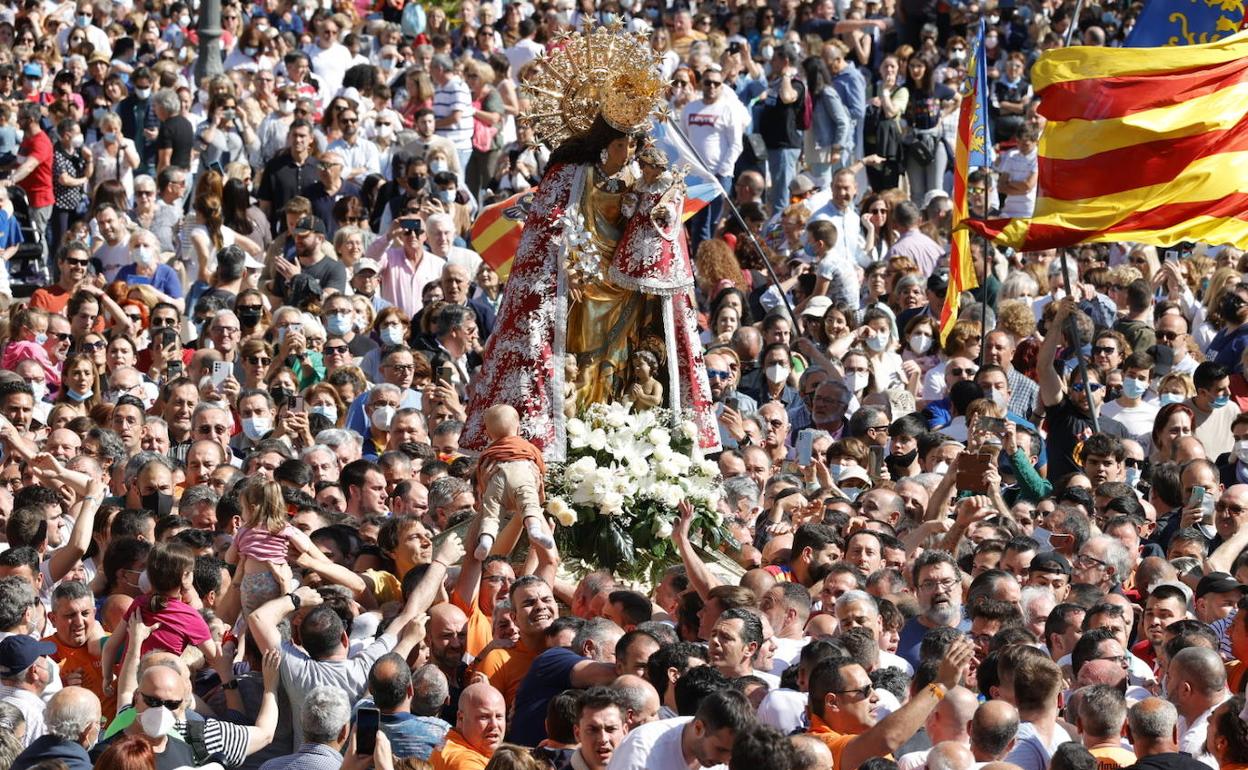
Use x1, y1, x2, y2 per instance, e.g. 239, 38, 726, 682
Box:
545, 402, 731, 583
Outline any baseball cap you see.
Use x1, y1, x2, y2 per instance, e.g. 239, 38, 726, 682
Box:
293, 216, 326, 236
22, 63, 42, 79
353, 258, 381, 275
0, 635, 57, 678
789, 173, 816, 196
1195, 571, 1247, 598
927, 270, 949, 295
243, 254, 265, 270
801, 296, 833, 318
836, 466, 872, 488
1029, 551, 1072, 576
922, 189, 950, 208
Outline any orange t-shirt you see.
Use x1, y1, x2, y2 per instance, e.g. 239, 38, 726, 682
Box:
472, 638, 539, 709
44, 635, 116, 717
450, 589, 494, 660
431, 729, 490, 770
809, 713, 857, 770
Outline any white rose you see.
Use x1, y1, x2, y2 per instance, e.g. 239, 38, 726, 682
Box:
599, 491, 625, 515
649, 427, 671, 448
680, 420, 699, 440
547, 498, 577, 527
587, 428, 609, 451
655, 519, 674, 539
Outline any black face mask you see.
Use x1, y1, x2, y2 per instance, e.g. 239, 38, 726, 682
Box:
1219, 293, 1246, 323
237, 307, 262, 327
407, 174, 426, 190
1105, 385, 1123, 402
886, 447, 918, 469
140, 490, 173, 519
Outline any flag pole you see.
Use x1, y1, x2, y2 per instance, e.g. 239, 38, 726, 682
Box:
1062, 0, 1088, 46
664, 119, 799, 323
975, 171, 990, 368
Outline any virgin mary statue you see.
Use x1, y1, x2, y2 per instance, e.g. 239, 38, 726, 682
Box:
461, 24, 719, 460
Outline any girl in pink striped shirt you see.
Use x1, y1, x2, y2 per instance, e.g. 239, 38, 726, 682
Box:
227, 478, 314, 612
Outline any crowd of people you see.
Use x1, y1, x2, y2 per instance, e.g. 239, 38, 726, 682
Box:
0, 2, 1246, 770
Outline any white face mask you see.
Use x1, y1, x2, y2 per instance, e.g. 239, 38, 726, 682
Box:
380, 325, 406, 346
1235, 439, 1248, 465
909, 333, 933, 355
309, 404, 338, 422
135, 246, 156, 267
765, 364, 789, 384
845, 370, 869, 394
139, 705, 176, 739
279, 99, 295, 114
371, 404, 396, 431
866, 333, 889, 352
242, 416, 272, 440
932, 461, 949, 475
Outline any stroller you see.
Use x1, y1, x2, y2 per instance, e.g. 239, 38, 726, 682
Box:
4, 184, 48, 296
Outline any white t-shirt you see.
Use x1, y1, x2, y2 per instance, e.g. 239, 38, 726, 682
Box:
608, 717, 724, 770
996, 147, 1038, 218
1099, 398, 1160, 451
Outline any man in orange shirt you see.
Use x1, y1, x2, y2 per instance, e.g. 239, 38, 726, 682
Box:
451, 552, 515, 660
30, 243, 92, 315
431, 682, 505, 770
807, 636, 973, 770
44, 580, 114, 718
472, 575, 557, 709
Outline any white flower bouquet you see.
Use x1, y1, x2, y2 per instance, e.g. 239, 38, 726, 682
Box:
545, 402, 730, 583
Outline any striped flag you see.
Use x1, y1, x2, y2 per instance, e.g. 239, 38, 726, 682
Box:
941, 18, 991, 344
965, 29, 1248, 251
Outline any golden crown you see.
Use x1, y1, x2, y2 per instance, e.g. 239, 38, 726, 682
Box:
519, 20, 666, 149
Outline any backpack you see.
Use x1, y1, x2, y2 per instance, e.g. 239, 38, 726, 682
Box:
796, 81, 813, 131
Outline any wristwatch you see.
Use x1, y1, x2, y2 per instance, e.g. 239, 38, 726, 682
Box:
287, 591, 301, 610
222, 680, 239, 691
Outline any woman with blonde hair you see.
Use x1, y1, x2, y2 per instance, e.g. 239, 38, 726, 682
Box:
179, 169, 261, 285
89, 113, 140, 201
465, 58, 506, 198
55, 353, 103, 414
302, 382, 347, 427
333, 226, 368, 272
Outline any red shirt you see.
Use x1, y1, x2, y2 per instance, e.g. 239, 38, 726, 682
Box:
18, 129, 54, 208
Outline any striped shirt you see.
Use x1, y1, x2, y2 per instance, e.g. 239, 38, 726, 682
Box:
433, 77, 474, 152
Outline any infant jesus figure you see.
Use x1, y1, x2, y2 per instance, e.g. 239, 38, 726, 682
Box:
474, 404, 557, 560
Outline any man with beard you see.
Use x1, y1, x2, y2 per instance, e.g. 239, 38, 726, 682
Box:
897, 550, 969, 669
705, 349, 757, 450
810, 379, 853, 438
763, 523, 841, 587
269, 216, 346, 304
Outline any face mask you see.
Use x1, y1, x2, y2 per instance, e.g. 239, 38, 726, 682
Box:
381, 57, 396, 70
269, 387, 293, 408
372, 404, 396, 431
136, 87, 152, 99
1213, 394, 1231, 409
77, 13, 92, 26
1122, 377, 1148, 399
408, 174, 426, 190
103, 131, 118, 143
310, 404, 338, 422
828, 464, 845, 481
67, 388, 93, 402
325, 313, 352, 336
377, 123, 394, 139
986, 388, 1008, 410
1235, 440, 1248, 465
279, 99, 295, 114
1160, 392, 1184, 406
1125, 466, 1141, 488
242, 416, 272, 440
34, 332, 48, 345
380, 325, 406, 346
765, 364, 789, 384
932, 461, 950, 475
93, 107, 109, 122
135, 246, 155, 266
888, 447, 918, 468
139, 706, 176, 739
909, 333, 933, 355
846, 370, 869, 393
842, 486, 864, 502
139, 490, 173, 518
179, 13, 191, 27
241, 46, 258, 57
1105, 385, 1123, 402
434, 188, 452, 204
429, 159, 448, 174
71, 134, 84, 149
866, 333, 889, 352
221, 109, 237, 122
238, 307, 262, 327
28, 381, 47, 401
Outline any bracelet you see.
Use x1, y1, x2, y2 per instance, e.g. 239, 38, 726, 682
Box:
432, 559, 450, 569
927, 683, 947, 700
287, 591, 301, 610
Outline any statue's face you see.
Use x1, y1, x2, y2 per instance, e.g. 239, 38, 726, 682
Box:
605, 136, 636, 169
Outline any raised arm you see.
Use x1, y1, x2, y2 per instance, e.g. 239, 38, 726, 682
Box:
1038, 298, 1075, 408
673, 500, 722, 601
247, 586, 321, 653
386, 534, 465, 637
47, 473, 107, 583
241, 648, 282, 756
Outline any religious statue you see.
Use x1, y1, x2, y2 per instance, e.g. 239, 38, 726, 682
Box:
461, 22, 719, 460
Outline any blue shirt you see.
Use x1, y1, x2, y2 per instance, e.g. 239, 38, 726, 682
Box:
897, 615, 970, 670
506, 647, 585, 747
379, 712, 450, 760
116, 263, 184, 298
0, 209, 24, 249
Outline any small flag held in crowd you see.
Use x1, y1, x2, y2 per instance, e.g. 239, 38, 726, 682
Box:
965, 29, 1248, 252
941, 17, 992, 344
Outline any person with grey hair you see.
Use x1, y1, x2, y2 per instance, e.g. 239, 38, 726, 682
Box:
9, 686, 100, 770
1019, 586, 1057, 640
259, 685, 352, 770
427, 476, 473, 531
150, 89, 192, 173
430, 53, 473, 171
1076, 685, 1132, 766
848, 406, 890, 445
1073, 535, 1132, 594
721, 476, 761, 519
362, 656, 450, 761
1126, 698, 1190, 763
315, 428, 363, 466
301, 444, 341, 484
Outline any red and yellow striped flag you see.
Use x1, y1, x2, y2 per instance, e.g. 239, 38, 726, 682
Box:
965, 29, 1248, 251
941, 19, 990, 344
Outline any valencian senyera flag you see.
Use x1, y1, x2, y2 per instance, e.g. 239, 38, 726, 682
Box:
964, 30, 1248, 252
1125, 0, 1245, 48
941, 17, 992, 344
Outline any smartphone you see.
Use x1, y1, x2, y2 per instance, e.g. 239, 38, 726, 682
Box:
975, 416, 1007, 434
166, 360, 183, 380
438, 363, 456, 384
212, 361, 230, 387
208, 160, 225, 175
400, 218, 423, 232
796, 429, 814, 466
1165, 249, 1179, 263
868, 445, 885, 478
355, 707, 379, 756
156, 327, 179, 349
725, 395, 742, 412
293, 395, 304, 412
289, 323, 303, 336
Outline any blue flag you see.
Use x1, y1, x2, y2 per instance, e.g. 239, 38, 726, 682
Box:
964, 17, 992, 170
1125, 0, 1245, 47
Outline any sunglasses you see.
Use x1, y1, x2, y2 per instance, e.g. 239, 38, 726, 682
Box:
948, 366, 977, 377
141, 693, 182, 711
1092, 346, 1118, 355
246, 356, 272, 366
324, 344, 349, 355
62, 256, 90, 266
1072, 382, 1104, 393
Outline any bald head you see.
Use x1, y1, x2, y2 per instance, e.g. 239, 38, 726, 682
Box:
458, 682, 506, 755
790, 734, 834, 770
46, 686, 102, 747
484, 404, 520, 441
928, 741, 976, 770
613, 674, 660, 726
971, 700, 1020, 761
931, 686, 979, 743
1169, 646, 1228, 695
1127, 697, 1179, 756
1077, 658, 1128, 689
